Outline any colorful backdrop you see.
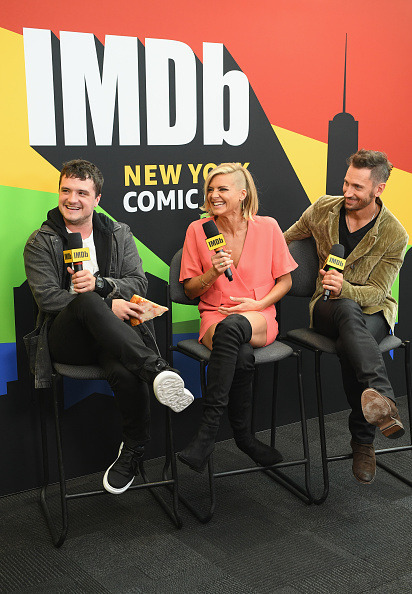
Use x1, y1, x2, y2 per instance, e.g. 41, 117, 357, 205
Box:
1, 0, 411, 495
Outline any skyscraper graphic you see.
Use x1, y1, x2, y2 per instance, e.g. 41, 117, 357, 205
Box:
326, 35, 359, 195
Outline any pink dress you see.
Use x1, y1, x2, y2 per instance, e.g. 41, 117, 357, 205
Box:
180, 216, 298, 345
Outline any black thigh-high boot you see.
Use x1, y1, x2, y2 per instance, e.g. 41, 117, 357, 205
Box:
178, 315, 252, 472
228, 343, 283, 466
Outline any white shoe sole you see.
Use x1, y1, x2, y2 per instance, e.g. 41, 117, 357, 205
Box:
103, 443, 135, 495
153, 371, 194, 413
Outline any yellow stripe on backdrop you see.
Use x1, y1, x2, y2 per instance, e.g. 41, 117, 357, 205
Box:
383, 168, 412, 239
0, 27, 58, 192
272, 125, 328, 205
272, 124, 412, 239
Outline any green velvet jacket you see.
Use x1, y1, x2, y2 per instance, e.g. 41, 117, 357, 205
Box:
284, 195, 409, 332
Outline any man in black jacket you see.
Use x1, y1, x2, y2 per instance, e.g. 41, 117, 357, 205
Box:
24, 159, 193, 494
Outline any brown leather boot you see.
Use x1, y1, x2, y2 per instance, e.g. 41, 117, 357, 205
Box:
350, 440, 376, 484
361, 388, 405, 439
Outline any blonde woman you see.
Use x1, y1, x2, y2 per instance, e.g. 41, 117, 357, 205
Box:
178, 163, 297, 472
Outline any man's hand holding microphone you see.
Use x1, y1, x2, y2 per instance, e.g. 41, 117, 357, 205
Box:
320, 244, 346, 300
65, 232, 145, 322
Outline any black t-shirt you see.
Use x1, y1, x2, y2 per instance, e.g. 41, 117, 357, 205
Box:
339, 205, 379, 258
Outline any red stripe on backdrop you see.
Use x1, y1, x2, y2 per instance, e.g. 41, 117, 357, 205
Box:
3, 0, 412, 172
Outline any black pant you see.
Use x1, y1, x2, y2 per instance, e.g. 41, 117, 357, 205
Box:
313, 298, 393, 443
48, 293, 167, 445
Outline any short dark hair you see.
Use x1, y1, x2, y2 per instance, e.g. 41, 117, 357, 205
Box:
59, 159, 104, 196
347, 149, 393, 184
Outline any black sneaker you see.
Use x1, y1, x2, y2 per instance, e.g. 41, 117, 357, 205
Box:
103, 442, 144, 494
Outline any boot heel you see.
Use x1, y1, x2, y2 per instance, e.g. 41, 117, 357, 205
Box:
235, 435, 283, 466
381, 419, 405, 439
177, 451, 211, 473
178, 423, 218, 472
361, 388, 405, 440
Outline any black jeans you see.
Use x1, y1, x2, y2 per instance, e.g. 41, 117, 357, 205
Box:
48, 292, 167, 445
313, 298, 393, 443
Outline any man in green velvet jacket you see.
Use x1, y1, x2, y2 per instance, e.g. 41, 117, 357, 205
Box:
284, 149, 409, 484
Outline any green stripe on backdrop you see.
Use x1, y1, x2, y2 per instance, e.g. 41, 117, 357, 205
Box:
0, 185, 198, 343
0, 185, 57, 343
393, 244, 411, 323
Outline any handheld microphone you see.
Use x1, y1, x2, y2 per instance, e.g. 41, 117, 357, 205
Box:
202, 219, 233, 281
64, 233, 90, 273
322, 243, 346, 301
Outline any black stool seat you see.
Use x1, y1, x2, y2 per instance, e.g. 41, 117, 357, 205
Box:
287, 328, 402, 355
176, 338, 294, 364
52, 363, 107, 380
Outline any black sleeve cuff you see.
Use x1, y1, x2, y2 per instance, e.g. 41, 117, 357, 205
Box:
95, 277, 112, 298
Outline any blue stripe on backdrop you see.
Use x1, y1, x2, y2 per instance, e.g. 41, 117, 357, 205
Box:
0, 343, 17, 395
63, 377, 113, 409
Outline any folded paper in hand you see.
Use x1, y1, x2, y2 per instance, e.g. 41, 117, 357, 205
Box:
130, 295, 168, 326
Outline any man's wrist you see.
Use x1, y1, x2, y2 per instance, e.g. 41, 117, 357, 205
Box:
94, 273, 110, 297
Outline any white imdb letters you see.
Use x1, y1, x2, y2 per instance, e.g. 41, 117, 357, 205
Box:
23, 29, 250, 147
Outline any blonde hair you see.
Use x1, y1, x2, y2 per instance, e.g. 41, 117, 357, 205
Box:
201, 163, 259, 220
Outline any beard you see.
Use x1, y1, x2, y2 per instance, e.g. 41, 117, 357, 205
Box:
345, 190, 376, 212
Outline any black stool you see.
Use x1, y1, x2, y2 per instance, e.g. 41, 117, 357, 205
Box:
38, 362, 182, 546
165, 248, 314, 522
285, 237, 412, 503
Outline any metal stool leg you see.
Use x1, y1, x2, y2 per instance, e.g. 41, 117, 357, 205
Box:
172, 456, 217, 524
139, 408, 183, 528
375, 341, 412, 486
313, 350, 330, 505
168, 358, 217, 524
39, 373, 69, 547
264, 350, 314, 504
